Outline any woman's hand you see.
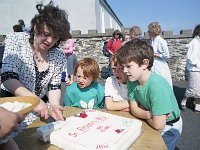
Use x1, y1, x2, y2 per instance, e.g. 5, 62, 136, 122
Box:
51, 105, 64, 121
34, 100, 49, 119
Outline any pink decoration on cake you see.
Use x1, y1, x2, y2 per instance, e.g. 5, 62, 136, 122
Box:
80, 112, 88, 118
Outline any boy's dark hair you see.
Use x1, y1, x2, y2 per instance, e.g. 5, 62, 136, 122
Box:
13, 25, 23, 32
116, 39, 154, 70
29, 1, 71, 47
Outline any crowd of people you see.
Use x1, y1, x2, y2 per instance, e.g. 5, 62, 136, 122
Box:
0, 1, 199, 150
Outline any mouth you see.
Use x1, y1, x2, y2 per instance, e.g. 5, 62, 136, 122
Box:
116, 76, 121, 80
42, 42, 50, 48
78, 83, 84, 87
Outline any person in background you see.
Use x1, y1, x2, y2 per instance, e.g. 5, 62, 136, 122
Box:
18, 19, 29, 32
116, 39, 182, 150
129, 25, 142, 40
1, 1, 70, 136
64, 58, 105, 109
148, 22, 173, 88
181, 24, 200, 112
105, 54, 130, 111
13, 25, 23, 32
0, 107, 24, 150
106, 30, 123, 76
63, 34, 77, 83
122, 34, 130, 45
106, 30, 123, 55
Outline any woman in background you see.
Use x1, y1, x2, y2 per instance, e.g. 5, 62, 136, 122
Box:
148, 22, 173, 88
181, 24, 200, 112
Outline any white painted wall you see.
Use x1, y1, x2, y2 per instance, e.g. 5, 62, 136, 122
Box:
0, 0, 122, 35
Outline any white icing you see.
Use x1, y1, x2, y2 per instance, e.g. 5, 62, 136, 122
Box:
50, 109, 142, 150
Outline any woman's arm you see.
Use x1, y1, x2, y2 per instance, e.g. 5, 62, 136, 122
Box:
106, 38, 114, 54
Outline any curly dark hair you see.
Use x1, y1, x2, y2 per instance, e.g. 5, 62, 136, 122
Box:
29, 1, 71, 47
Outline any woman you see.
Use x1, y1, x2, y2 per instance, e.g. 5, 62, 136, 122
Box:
106, 30, 123, 76
148, 22, 173, 88
129, 25, 141, 40
106, 30, 123, 55
181, 24, 200, 112
1, 1, 70, 122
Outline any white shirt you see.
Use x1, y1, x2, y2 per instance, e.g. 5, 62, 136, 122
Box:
105, 76, 128, 102
186, 36, 200, 71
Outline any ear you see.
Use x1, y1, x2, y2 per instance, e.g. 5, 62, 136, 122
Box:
142, 59, 149, 70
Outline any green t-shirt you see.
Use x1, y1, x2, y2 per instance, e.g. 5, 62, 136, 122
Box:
63, 81, 105, 109
127, 72, 180, 122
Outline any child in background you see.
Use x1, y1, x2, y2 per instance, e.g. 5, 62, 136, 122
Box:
105, 54, 130, 111
63, 58, 105, 109
63, 35, 77, 83
116, 39, 182, 150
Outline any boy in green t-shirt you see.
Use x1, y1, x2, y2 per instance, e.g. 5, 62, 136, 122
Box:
116, 39, 182, 150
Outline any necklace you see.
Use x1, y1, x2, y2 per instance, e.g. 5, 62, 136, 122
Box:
33, 50, 49, 63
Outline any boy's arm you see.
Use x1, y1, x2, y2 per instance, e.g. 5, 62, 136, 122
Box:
105, 97, 129, 111
130, 101, 152, 119
130, 101, 168, 130
147, 115, 167, 130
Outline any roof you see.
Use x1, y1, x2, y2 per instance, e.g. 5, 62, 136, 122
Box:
100, 0, 123, 27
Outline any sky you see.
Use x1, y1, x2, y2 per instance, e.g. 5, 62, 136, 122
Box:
107, 0, 200, 35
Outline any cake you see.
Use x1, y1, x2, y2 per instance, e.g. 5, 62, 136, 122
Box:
50, 109, 142, 150
0, 101, 31, 112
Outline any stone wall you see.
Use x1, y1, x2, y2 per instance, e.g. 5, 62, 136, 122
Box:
0, 28, 193, 81
68, 28, 193, 81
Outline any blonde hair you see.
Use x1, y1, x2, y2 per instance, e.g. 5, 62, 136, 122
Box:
148, 22, 161, 36
74, 58, 100, 81
129, 26, 141, 39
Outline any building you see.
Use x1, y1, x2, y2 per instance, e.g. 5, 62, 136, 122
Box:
0, 0, 123, 35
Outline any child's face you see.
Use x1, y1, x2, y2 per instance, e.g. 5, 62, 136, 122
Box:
122, 61, 145, 82
76, 66, 93, 88
111, 62, 127, 83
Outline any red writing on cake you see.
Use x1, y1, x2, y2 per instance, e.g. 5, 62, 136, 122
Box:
68, 132, 79, 137
96, 144, 109, 149
69, 115, 109, 137
94, 116, 108, 121
96, 125, 111, 132
77, 120, 98, 132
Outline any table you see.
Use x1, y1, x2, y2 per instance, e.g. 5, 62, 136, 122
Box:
15, 107, 167, 150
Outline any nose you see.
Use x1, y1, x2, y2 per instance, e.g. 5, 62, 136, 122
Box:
123, 67, 128, 73
46, 36, 53, 43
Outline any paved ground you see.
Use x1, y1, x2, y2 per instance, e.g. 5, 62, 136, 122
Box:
173, 81, 200, 150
